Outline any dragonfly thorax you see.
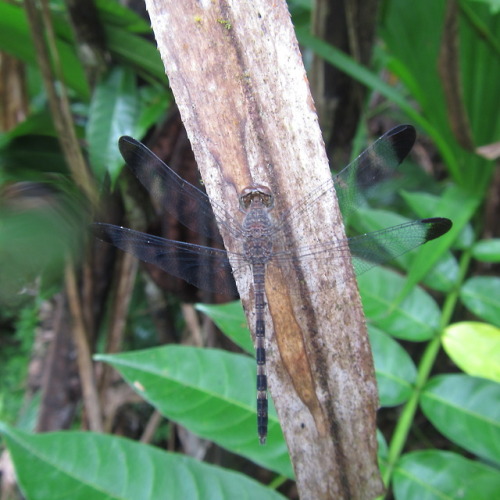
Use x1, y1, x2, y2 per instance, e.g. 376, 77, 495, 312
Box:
241, 188, 275, 265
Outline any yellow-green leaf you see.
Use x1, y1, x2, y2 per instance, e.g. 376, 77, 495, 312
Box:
443, 322, 500, 382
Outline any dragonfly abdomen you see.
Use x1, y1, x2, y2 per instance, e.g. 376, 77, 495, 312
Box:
253, 263, 268, 444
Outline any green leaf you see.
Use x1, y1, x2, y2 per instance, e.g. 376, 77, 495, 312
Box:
136, 86, 172, 138
105, 25, 166, 82
295, 27, 429, 132
393, 450, 500, 500
196, 301, 253, 354
421, 374, 500, 465
369, 326, 417, 407
399, 191, 443, 219
377, 429, 389, 461
472, 239, 500, 262
0, 424, 285, 500
0, 188, 85, 304
382, 0, 498, 193
421, 251, 459, 293
460, 276, 500, 327
96, 0, 152, 33
95, 345, 293, 478
0, 3, 89, 99
0, 135, 66, 179
392, 190, 459, 292
0, 110, 56, 144
377, 429, 389, 477
358, 267, 441, 341
404, 185, 478, 296
86, 67, 139, 184
443, 322, 500, 382
464, 0, 500, 16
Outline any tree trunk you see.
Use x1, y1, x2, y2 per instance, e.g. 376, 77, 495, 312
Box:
145, 1, 383, 498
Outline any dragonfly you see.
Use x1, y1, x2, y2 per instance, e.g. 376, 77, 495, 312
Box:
93, 124, 452, 445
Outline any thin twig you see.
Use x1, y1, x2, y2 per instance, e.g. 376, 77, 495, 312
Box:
100, 252, 139, 432
140, 410, 164, 444
65, 261, 103, 432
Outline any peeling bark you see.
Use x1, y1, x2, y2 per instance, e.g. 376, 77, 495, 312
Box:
145, 1, 383, 498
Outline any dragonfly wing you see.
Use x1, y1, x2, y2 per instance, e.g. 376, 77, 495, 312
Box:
93, 223, 239, 296
119, 137, 243, 242
333, 124, 416, 219
348, 217, 452, 275
276, 217, 451, 279
270, 125, 417, 238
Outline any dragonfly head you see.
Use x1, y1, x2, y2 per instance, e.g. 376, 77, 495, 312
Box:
239, 185, 274, 212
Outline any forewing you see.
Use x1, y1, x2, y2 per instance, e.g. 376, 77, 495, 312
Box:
118, 137, 243, 242
270, 125, 416, 235
333, 124, 416, 219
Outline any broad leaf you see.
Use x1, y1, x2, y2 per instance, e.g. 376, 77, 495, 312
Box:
421, 374, 500, 465
0, 3, 89, 98
461, 277, 500, 327
86, 67, 139, 185
421, 251, 459, 292
369, 326, 417, 406
472, 239, 500, 262
358, 267, 441, 341
196, 301, 253, 354
95, 345, 293, 477
393, 450, 500, 500
0, 424, 285, 500
404, 185, 477, 295
443, 322, 500, 382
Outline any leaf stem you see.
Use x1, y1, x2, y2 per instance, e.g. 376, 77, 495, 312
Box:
381, 248, 471, 492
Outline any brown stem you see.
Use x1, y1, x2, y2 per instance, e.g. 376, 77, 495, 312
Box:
24, 0, 97, 205
65, 262, 103, 432
99, 251, 139, 431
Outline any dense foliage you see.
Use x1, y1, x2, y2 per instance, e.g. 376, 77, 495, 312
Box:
0, 0, 499, 499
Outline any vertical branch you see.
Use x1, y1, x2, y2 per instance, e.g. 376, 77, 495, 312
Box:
439, 0, 474, 150
310, 0, 379, 152
145, 1, 383, 498
98, 252, 139, 432
65, 263, 103, 432
24, 0, 97, 205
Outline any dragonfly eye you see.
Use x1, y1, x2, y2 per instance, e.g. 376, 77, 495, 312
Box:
239, 185, 274, 210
